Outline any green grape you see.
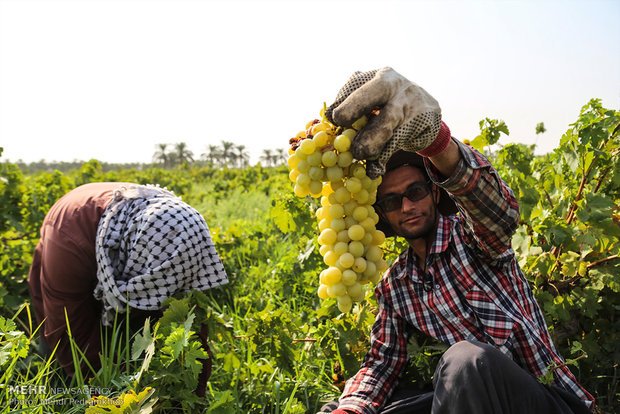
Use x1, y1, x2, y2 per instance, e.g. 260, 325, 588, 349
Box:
341, 269, 358, 286
366, 245, 383, 263
288, 154, 300, 169
334, 187, 351, 204
338, 252, 355, 268
337, 295, 353, 312
348, 224, 365, 241
338, 151, 354, 167
352, 257, 367, 273
318, 284, 329, 299
329, 204, 345, 218
322, 151, 338, 167
326, 166, 344, 181
353, 206, 369, 222
324, 250, 339, 267
300, 139, 316, 154
345, 177, 362, 193
309, 180, 323, 197
323, 267, 342, 285
309, 166, 325, 181
330, 218, 346, 232
294, 184, 309, 197
347, 282, 363, 299
296, 173, 310, 187
338, 295, 353, 311
289, 169, 300, 183
348, 241, 364, 257
296, 159, 310, 173
307, 151, 322, 166
313, 131, 329, 147
334, 134, 351, 152
318, 218, 330, 232
332, 283, 347, 297
334, 241, 348, 256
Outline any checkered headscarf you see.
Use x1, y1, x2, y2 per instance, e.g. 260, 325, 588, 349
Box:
94, 184, 228, 325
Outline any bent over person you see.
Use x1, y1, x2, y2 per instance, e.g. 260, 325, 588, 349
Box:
28, 182, 228, 378
319, 68, 594, 414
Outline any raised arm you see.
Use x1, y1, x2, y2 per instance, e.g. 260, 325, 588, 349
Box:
427, 138, 520, 260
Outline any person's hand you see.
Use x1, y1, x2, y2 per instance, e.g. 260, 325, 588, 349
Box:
325, 67, 451, 177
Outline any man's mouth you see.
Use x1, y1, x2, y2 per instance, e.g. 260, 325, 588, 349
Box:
401, 215, 423, 226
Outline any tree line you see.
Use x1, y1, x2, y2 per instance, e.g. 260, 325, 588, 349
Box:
6, 142, 288, 174
152, 141, 288, 168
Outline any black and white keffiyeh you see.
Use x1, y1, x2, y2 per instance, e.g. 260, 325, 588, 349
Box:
94, 184, 228, 325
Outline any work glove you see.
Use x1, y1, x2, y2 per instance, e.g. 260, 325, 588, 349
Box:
325, 67, 451, 178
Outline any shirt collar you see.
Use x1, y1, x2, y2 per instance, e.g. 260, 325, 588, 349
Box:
394, 214, 454, 281
430, 214, 452, 255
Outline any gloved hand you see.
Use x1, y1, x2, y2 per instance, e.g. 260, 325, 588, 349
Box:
325, 67, 451, 178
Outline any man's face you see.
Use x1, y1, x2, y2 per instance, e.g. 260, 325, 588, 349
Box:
376, 165, 439, 241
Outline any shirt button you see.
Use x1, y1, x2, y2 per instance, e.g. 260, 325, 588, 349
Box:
435, 285, 440, 290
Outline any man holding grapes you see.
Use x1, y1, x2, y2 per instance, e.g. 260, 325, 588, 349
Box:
319, 68, 594, 414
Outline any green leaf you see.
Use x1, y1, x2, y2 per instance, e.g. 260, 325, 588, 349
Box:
164, 325, 189, 360
221, 351, 241, 372
563, 150, 579, 173
470, 134, 487, 152
132, 318, 154, 359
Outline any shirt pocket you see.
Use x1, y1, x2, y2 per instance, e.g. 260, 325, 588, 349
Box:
465, 288, 514, 347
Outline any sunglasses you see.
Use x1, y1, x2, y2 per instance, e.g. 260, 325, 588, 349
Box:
375, 181, 432, 212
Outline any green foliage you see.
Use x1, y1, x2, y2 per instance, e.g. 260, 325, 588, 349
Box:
499, 99, 619, 409
0, 99, 618, 412
470, 117, 510, 152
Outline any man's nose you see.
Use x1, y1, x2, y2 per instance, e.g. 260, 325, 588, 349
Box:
401, 195, 417, 213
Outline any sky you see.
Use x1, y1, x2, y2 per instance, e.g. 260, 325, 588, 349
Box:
1, 0, 619, 165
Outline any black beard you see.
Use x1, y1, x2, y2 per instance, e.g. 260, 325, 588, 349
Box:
399, 205, 438, 241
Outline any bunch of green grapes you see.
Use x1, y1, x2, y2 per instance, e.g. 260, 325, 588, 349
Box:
288, 109, 388, 312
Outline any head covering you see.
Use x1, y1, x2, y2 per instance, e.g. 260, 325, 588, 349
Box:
374, 151, 458, 237
94, 184, 228, 326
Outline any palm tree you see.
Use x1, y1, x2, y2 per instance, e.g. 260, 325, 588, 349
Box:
235, 145, 250, 168
173, 142, 194, 166
220, 141, 236, 168
201, 145, 221, 167
275, 148, 288, 166
260, 149, 274, 167
153, 143, 171, 168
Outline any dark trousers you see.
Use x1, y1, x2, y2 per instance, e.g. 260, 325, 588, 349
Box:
319, 340, 591, 414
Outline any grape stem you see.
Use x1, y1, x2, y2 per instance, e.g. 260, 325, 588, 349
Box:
291, 338, 317, 343
586, 254, 619, 269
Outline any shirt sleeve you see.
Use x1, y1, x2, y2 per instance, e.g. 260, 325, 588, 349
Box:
425, 139, 520, 262
337, 280, 411, 414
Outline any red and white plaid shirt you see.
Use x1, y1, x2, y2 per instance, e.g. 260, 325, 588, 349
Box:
338, 141, 594, 413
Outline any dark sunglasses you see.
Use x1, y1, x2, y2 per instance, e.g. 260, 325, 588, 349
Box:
375, 181, 432, 212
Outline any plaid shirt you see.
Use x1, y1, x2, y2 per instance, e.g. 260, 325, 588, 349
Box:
338, 141, 594, 413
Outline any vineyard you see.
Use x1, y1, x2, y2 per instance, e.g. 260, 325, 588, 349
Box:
0, 99, 618, 413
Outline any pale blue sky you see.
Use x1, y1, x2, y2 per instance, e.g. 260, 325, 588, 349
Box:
1, 0, 618, 164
